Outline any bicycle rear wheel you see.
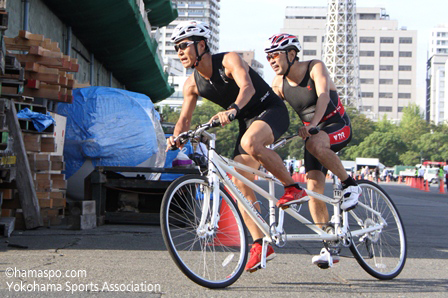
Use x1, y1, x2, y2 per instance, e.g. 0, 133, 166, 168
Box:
347, 180, 407, 280
161, 175, 248, 288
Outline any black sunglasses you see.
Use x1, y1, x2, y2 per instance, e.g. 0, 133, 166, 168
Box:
174, 41, 195, 52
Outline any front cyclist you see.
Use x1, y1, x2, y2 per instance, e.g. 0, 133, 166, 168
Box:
166, 21, 309, 272
264, 33, 362, 268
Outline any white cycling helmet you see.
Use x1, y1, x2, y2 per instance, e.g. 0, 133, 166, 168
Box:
171, 20, 211, 43
264, 33, 302, 53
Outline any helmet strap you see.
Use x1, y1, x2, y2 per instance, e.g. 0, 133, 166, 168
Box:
283, 50, 295, 78
192, 41, 208, 69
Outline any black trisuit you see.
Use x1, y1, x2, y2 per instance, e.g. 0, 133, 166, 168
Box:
282, 60, 352, 174
194, 53, 289, 158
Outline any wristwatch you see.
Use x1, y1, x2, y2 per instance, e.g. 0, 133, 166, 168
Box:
227, 103, 240, 116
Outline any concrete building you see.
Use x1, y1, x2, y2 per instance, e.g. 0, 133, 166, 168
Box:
156, 0, 221, 110
426, 25, 448, 123
282, 6, 417, 122
235, 50, 264, 78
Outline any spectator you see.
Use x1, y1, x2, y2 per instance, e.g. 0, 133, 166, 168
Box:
444, 161, 448, 192
418, 166, 425, 179
374, 167, 380, 183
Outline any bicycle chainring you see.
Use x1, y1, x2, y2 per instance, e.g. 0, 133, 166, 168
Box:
269, 223, 287, 248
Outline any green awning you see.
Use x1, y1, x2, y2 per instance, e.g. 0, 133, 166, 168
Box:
144, 0, 178, 28
43, 0, 177, 102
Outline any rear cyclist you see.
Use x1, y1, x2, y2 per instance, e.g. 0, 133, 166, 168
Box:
264, 33, 362, 268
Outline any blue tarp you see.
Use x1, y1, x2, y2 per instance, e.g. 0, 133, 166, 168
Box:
17, 108, 55, 132
58, 87, 160, 179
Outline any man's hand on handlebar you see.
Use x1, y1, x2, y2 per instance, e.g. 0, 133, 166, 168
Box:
298, 125, 320, 139
210, 109, 236, 126
166, 135, 181, 152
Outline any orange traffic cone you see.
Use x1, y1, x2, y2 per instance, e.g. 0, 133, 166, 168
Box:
425, 180, 430, 192
420, 179, 425, 191
440, 180, 446, 194
398, 176, 401, 184
386, 176, 390, 183
213, 199, 241, 246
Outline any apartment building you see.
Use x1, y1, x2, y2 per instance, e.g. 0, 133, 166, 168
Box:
282, 6, 417, 121
156, 0, 221, 109
426, 25, 448, 123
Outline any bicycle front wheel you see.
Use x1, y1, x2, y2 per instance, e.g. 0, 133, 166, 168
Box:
160, 175, 248, 288
348, 180, 407, 280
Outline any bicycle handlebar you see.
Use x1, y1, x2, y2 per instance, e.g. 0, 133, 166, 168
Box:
169, 114, 235, 150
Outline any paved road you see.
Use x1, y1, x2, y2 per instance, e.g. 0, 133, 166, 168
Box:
1, 182, 447, 297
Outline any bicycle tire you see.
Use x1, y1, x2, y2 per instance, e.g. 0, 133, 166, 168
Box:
348, 180, 407, 279
161, 175, 248, 288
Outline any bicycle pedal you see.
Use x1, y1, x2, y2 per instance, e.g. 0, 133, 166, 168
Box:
248, 267, 260, 273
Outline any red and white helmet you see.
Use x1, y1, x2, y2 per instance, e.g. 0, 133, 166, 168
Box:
171, 20, 211, 43
264, 33, 302, 53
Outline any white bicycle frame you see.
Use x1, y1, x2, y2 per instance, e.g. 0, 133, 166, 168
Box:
193, 128, 386, 269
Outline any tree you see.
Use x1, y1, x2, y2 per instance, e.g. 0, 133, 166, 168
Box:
345, 131, 406, 166
160, 105, 180, 123
338, 107, 375, 160
398, 104, 428, 145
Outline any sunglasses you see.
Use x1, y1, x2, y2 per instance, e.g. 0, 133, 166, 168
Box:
174, 41, 195, 52
266, 51, 285, 61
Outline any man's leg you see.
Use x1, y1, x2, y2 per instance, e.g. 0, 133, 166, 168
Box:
306, 130, 359, 211
305, 131, 348, 181
232, 153, 276, 272
306, 170, 329, 229
239, 121, 295, 186
232, 154, 264, 241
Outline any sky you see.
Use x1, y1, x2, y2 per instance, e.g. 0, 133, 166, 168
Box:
219, 0, 448, 108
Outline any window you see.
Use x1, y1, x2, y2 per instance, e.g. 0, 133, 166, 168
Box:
360, 37, 375, 43
303, 50, 317, 56
379, 106, 393, 112
398, 107, 404, 112
399, 51, 412, 57
380, 65, 393, 71
359, 13, 376, 20
380, 51, 394, 57
303, 36, 317, 42
379, 79, 393, 85
399, 37, 413, 44
360, 51, 375, 57
380, 37, 394, 43
361, 92, 374, 98
399, 65, 412, 71
360, 65, 374, 70
399, 79, 412, 85
398, 93, 411, 98
360, 78, 374, 84
379, 92, 393, 98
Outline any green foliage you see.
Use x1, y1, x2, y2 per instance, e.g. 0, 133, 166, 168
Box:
160, 105, 180, 123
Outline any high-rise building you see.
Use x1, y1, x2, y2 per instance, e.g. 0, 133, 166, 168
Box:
426, 25, 448, 124
282, 6, 417, 122
155, 0, 221, 110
